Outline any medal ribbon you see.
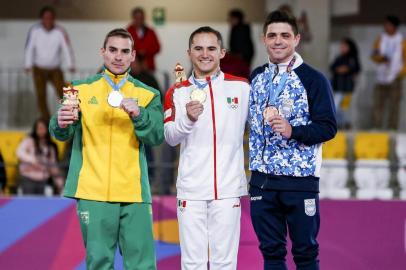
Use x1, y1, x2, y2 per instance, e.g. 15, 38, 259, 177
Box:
267, 56, 296, 106
103, 73, 128, 91
191, 70, 220, 89
260, 56, 296, 160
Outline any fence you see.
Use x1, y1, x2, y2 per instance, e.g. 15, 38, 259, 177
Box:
0, 68, 170, 129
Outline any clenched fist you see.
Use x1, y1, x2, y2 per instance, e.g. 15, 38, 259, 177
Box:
269, 115, 292, 138
121, 98, 140, 119
186, 101, 204, 122
57, 105, 76, 128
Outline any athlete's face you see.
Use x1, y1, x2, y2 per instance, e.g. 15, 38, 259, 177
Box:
263, 22, 300, 64
188, 33, 226, 78
101, 36, 135, 75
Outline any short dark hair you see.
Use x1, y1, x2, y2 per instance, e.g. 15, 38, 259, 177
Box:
189, 26, 224, 49
103, 28, 134, 49
229, 9, 244, 23
131, 7, 144, 17
263, 10, 298, 35
39, 6, 55, 18
385, 15, 400, 28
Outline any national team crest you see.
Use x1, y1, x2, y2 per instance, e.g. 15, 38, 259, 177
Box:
280, 99, 293, 118
79, 211, 89, 225
178, 200, 187, 212
304, 199, 316, 216
227, 97, 239, 109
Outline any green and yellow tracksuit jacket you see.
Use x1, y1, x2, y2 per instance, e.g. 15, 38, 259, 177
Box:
49, 68, 164, 203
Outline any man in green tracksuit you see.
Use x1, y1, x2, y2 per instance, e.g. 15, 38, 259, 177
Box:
49, 28, 164, 270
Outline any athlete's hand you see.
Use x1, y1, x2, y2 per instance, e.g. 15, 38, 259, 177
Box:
186, 101, 204, 122
121, 98, 140, 119
269, 115, 292, 138
57, 105, 76, 128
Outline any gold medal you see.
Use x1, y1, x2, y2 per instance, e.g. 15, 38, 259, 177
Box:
263, 106, 279, 124
190, 88, 207, 103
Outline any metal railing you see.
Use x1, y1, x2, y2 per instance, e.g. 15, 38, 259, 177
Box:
0, 68, 170, 129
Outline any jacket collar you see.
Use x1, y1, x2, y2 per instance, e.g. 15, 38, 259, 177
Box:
103, 66, 130, 80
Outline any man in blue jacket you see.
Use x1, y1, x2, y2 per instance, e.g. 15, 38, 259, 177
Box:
249, 10, 337, 270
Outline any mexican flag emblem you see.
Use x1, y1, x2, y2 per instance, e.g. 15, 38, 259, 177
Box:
227, 97, 239, 109
178, 200, 187, 212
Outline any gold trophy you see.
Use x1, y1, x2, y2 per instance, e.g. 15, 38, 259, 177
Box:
62, 85, 80, 120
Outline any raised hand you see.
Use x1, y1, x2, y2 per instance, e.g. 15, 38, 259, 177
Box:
269, 115, 292, 138
57, 105, 76, 128
186, 101, 204, 122
121, 98, 140, 119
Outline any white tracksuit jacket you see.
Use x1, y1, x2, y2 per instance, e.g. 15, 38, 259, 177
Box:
164, 72, 249, 200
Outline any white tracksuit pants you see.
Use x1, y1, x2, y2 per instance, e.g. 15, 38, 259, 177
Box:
177, 197, 242, 270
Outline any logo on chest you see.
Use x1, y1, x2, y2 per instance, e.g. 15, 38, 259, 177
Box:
226, 97, 239, 109
88, 96, 98, 105
279, 99, 294, 117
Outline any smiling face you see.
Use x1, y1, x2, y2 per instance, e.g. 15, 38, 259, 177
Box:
188, 32, 226, 78
263, 22, 300, 64
101, 36, 135, 75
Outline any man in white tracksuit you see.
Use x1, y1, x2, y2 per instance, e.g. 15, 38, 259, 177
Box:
164, 26, 250, 270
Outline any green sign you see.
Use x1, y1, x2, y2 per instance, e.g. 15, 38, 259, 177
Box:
152, 7, 165, 26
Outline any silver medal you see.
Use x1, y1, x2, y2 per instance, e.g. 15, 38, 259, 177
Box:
107, 91, 123, 108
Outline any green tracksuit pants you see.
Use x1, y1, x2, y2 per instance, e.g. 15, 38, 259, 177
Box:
77, 199, 156, 270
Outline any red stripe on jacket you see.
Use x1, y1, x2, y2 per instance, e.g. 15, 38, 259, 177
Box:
164, 80, 191, 123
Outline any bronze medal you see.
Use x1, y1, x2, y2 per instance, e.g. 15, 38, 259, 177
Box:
263, 106, 279, 124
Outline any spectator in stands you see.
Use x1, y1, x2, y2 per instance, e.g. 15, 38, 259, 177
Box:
221, 9, 254, 79
222, 8, 255, 78
127, 7, 161, 72
278, 4, 312, 43
330, 37, 361, 129
228, 9, 255, 65
130, 54, 161, 93
16, 118, 64, 195
130, 54, 160, 191
0, 151, 6, 194
131, 48, 178, 196
371, 15, 403, 130
24, 6, 75, 121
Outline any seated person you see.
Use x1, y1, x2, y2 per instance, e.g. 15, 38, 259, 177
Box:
16, 118, 64, 195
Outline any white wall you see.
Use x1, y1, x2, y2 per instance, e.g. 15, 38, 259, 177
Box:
1, 20, 405, 130
0, 20, 270, 128
264, 0, 331, 72
0, 20, 268, 78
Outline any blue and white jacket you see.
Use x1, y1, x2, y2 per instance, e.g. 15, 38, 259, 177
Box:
249, 53, 337, 192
